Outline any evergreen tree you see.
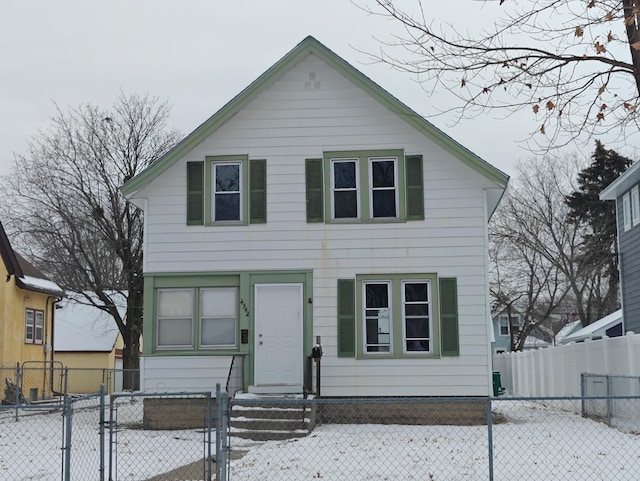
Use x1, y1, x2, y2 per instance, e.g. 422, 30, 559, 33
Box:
566, 141, 633, 323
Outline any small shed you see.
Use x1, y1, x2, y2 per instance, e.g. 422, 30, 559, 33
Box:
560, 310, 623, 344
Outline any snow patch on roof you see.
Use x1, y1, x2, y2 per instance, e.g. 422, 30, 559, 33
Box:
561, 309, 622, 344
20, 275, 64, 295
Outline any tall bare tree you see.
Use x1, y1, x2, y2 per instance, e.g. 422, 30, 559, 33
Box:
363, 0, 640, 149
0, 93, 180, 389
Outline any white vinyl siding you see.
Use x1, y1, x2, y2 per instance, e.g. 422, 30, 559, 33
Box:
136, 53, 499, 397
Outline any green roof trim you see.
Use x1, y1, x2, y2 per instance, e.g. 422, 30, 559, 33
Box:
121, 36, 508, 197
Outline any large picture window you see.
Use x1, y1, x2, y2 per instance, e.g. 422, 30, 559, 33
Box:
25, 309, 44, 344
156, 287, 238, 350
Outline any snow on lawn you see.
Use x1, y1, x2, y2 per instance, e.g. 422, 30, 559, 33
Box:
1, 399, 639, 480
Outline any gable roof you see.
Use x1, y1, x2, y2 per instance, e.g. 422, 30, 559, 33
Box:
560, 309, 622, 344
0, 220, 64, 297
600, 161, 640, 200
121, 36, 509, 200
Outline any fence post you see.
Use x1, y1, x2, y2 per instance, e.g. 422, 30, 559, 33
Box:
63, 395, 73, 481
206, 392, 212, 481
216, 384, 223, 481
99, 384, 105, 481
580, 373, 586, 417
487, 398, 494, 481
108, 393, 115, 481
606, 374, 613, 427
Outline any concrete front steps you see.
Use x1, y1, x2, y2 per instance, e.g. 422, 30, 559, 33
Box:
230, 394, 316, 441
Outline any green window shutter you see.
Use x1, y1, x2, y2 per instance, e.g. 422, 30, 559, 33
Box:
337, 279, 355, 357
439, 277, 459, 356
406, 155, 424, 220
250, 159, 267, 224
187, 161, 204, 225
305, 158, 324, 223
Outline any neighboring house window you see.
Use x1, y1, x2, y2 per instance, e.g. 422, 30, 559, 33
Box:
499, 316, 509, 336
25, 309, 44, 344
305, 150, 424, 223
338, 274, 455, 358
200, 288, 237, 347
623, 192, 632, 231
212, 162, 242, 222
331, 159, 360, 219
186, 156, 267, 225
156, 287, 238, 350
363, 281, 392, 353
632, 185, 640, 227
402, 281, 431, 352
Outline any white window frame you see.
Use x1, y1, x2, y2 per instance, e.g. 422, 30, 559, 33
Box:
632, 185, 640, 227
25, 309, 44, 344
499, 316, 509, 336
623, 192, 632, 232
368, 156, 399, 219
199, 287, 238, 349
156, 288, 195, 349
211, 161, 243, 223
401, 280, 432, 354
331, 158, 360, 220
362, 281, 392, 354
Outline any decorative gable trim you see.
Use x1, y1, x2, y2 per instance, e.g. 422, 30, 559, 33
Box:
121, 36, 508, 199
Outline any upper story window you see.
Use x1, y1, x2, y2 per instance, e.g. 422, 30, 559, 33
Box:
369, 157, 399, 219
25, 309, 44, 344
331, 159, 359, 219
186, 156, 266, 226
499, 314, 520, 336
212, 162, 242, 222
305, 150, 424, 224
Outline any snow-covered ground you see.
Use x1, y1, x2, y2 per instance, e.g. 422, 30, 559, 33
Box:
1, 398, 639, 480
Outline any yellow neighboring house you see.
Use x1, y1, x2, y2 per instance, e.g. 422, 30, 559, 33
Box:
0, 220, 65, 399
54, 294, 126, 394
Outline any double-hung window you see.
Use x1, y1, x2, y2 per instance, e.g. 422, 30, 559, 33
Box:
212, 161, 242, 222
623, 192, 632, 231
632, 185, 640, 227
25, 309, 44, 344
200, 288, 237, 347
402, 281, 431, 352
331, 159, 359, 219
306, 149, 423, 223
499, 316, 509, 336
156, 287, 239, 350
342, 274, 448, 358
369, 157, 398, 219
363, 282, 391, 353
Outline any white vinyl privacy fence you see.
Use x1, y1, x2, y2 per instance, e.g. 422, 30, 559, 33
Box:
493, 332, 640, 397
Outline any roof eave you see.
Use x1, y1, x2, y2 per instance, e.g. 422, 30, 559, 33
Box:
121, 36, 509, 199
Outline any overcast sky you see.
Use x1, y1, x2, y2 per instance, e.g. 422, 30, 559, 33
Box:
1, 0, 629, 181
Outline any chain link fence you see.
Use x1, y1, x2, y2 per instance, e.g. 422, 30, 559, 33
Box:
2, 385, 640, 480
582, 373, 640, 430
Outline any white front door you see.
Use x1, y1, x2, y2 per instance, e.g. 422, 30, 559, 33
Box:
254, 284, 304, 390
